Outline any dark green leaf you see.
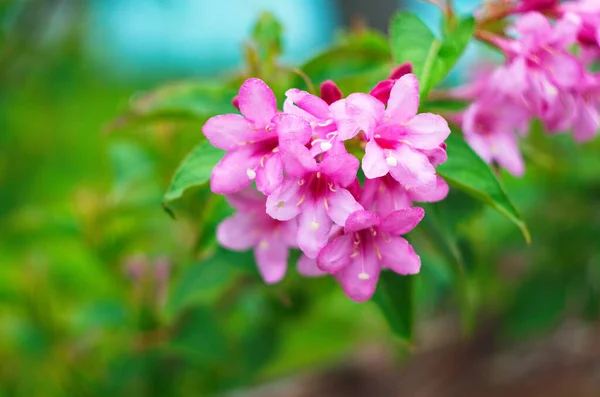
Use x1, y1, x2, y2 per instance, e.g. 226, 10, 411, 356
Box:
372, 272, 414, 341
166, 249, 256, 318
163, 141, 224, 203
437, 133, 531, 243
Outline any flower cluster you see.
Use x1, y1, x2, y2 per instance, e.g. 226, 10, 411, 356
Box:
453, 5, 600, 176
204, 72, 451, 301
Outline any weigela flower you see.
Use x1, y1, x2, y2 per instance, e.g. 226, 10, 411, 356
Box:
217, 189, 298, 284
204, 76, 451, 301
330, 74, 450, 193
317, 209, 424, 302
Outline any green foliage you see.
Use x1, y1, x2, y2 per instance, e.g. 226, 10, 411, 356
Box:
437, 133, 531, 243
389, 12, 474, 95
372, 273, 414, 342
163, 141, 224, 203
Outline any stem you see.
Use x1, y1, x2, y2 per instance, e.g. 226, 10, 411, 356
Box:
292, 68, 316, 95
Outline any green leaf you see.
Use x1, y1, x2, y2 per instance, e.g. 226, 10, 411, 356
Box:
293, 31, 391, 90
437, 133, 531, 243
111, 81, 236, 129
165, 249, 255, 318
163, 141, 224, 203
389, 12, 474, 95
372, 272, 414, 342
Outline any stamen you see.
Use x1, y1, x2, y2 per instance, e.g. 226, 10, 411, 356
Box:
259, 240, 269, 249
386, 156, 398, 167
358, 272, 370, 280
323, 198, 329, 211
298, 179, 305, 186
316, 171, 321, 178
320, 141, 332, 151
296, 194, 306, 206
272, 147, 279, 153
246, 169, 257, 180
310, 221, 320, 230
328, 183, 337, 192
276, 201, 285, 208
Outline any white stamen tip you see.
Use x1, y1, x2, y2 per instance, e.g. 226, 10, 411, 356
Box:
246, 169, 257, 180
358, 272, 370, 280
386, 156, 398, 167
259, 240, 269, 249
320, 141, 333, 151
310, 221, 320, 230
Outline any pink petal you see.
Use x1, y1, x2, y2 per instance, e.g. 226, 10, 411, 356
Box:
386, 74, 420, 123
408, 175, 449, 203
285, 88, 330, 120
369, 79, 395, 105
573, 103, 599, 142
297, 199, 332, 258
344, 210, 380, 232
329, 99, 361, 140
217, 213, 260, 250
389, 62, 413, 79
326, 189, 364, 226
362, 140, 389, 179
399, 113, 450, 150
388, 144, 436, 190
361, 177, 412, 216
513, 12, 554, 47
210, 146, 257, 194
255, 153, 283, 195
225, 187, 266, 211
345, 93, 385, 139
490, 130, 525, 177
337, 246, 380, 302
316, 233, 353, 273
279, 140, 318, 178
278, 218, 299, 247
266, 179, 303, 221
319, 153, 360, 187
274, 113, 312, 145
380, 207, 425, 235
297, 255, 327, 277
378, 237, 421, 275
422, 145, 448, 166
254, 238, 289, 284
545, 52, 584, 89
202, 114, 256, 150
238, 78, 277, 127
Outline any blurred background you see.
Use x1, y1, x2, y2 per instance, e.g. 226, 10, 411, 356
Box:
1, 0, 600, 396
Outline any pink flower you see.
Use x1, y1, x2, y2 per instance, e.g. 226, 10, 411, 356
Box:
331, 74, 450, 191
361, 174, 449, 216
217, 189, 298, 284
561, 0, 600, 47
317, 209, 423, 302
462, 97, 530, 177
266, 151, 363, 258
203, 78, 311, 195
515, 0, 559, 13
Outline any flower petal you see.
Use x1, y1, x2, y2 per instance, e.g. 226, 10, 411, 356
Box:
408, 175, 449, 203
297, 255, 327, 277
297, 199, 332, 258
399, 113, 450, 150
380, 207, 425, 235
320, 80, 343, 105
202, 114, 256, 150
266, 179, 303, 221
362, 140, 389, 179
319, 153, 360, 187
490, 128, 525, 177
388, 144, 436, 190
573, 102, 600, 142
386, 74, 420, 123
238, 78, 277, 127
316, 233, 353, 273
344, 93, 385, 138
279, 140, 318, 178
337, 246, 380, 302
255, 153, 283, 195
217, 212, 260, 250
225, 187, 266, 211
285, 88, 331, 120
254, 238, 289, 284
274, 113, 312, 144
344, 210, 380, 232
326, 188, 364, 226
378, 237, 421, 275
210, 146, 257, 194
329, 99, 361, 140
